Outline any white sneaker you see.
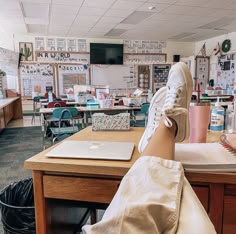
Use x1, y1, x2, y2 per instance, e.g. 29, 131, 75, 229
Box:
138, 86, 167, 152
162, 62, 193, 142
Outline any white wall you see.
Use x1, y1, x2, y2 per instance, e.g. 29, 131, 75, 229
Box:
0, 31, 14, 50
164, 41, 195, 63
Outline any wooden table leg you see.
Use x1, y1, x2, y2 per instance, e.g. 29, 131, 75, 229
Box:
33, 171, 47, 234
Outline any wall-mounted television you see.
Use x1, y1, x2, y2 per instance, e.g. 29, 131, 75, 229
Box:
90, 43, 124, 65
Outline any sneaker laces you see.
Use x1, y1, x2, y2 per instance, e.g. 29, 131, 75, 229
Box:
146, 106, 162, 139
162, 87, 188, 128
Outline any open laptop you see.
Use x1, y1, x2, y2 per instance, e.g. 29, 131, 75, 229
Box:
46, 140, 135, 161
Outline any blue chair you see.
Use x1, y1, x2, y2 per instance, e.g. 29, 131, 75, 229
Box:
50, 107, 81, 144
31, 96, 45, 124
131, 103, 150, 127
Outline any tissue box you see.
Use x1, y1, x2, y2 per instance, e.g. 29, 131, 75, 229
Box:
123, 97, 142, 107
98, 99, 114, 108
92, 113, 130, 131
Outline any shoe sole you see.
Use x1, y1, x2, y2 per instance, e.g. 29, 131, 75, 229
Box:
177, 64, 193, 142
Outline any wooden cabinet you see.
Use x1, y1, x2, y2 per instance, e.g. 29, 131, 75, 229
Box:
187, 177, 236, 234
0, 97, 23, 133
223, 185, 236, 234
0, 108, 5, 132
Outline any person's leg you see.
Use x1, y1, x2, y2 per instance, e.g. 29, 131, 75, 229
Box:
141, 118, 177, 160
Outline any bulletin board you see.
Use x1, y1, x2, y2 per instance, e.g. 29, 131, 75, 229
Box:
19, 63, 55, 98
91, 64, 137, 89
216, 53, 236, 89
0, 47, 19, 76
195, 56, 210, 90
57, 64, 90, 95
152, 64, 171, 92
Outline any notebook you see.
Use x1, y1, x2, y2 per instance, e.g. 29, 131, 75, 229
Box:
175, 142, 236, 172
46, 140, 134, 161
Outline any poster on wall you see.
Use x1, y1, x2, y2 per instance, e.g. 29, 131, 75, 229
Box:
19, 42, 34, 61
67, 39, 77, 51
195, 56, 210, 90
57, 64, 89, 95
78, 39, 87, 52
217, 53, 235, 89
57, 38, 66, 51
46, 38, 56, 51
35, 37, 45, 50
35, 51, 90, 63
123, 40, 166, 53
19, 63, 55, 97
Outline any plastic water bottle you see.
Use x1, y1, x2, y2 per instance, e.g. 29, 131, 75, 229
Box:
210, 97, 225, 131
48, 91, 53, 102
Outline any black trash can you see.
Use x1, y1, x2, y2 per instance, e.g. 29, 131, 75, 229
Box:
0, 178, 35, 234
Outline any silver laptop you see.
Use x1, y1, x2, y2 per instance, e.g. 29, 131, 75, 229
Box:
46, 140, 135, 161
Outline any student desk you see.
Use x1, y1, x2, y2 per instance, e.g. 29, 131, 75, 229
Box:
24, 128, 236, 234
39, 105, 141, 132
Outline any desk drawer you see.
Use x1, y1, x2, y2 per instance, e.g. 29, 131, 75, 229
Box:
43, 175, 120, 204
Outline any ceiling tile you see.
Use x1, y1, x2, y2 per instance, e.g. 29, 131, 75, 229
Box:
74, 15, 100, 24
112, 0, 143, 10
99, 16, 124, 24
105, 9, 133, 17
51, 4, 80, 14
28, 24, 47, 33
115, 23, 135, 29
84, 31, 106, 37
79, 7, 107, 16
21, 0, 51, 3
162, 5, 194, 14
147, 0, 178, 4
83, 0, 116, 8
51, 0, 84, 5
176, 0, 211, 7
137, 3, 171, 12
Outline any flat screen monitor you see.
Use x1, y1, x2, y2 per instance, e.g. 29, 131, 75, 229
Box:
90, 43, 123, 65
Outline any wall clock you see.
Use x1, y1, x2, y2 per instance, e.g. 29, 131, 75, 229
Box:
222, 39, 231, 53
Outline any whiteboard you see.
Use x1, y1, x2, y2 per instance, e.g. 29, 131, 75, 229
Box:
91, 64, 136, 89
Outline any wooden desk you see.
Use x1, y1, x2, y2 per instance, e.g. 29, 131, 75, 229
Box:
24, 128, 236, 234
0, 97, 23, 133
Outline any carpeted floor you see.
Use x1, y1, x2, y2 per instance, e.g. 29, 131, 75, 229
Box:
0, 126, 44, 190
0, 126, 45, 233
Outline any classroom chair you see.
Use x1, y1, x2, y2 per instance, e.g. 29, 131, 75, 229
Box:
47, 101, 67, 108
31, 96, 45, 124
49, 107, 82, 144
130, 103, 150, 127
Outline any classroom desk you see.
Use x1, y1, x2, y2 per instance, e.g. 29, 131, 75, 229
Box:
24, 128, 236, 234
0, 97, 23, 132
40, 105, 141, 132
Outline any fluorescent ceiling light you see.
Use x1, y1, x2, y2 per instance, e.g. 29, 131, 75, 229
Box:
21, 2, 49, 19
121, 11, 155, 25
